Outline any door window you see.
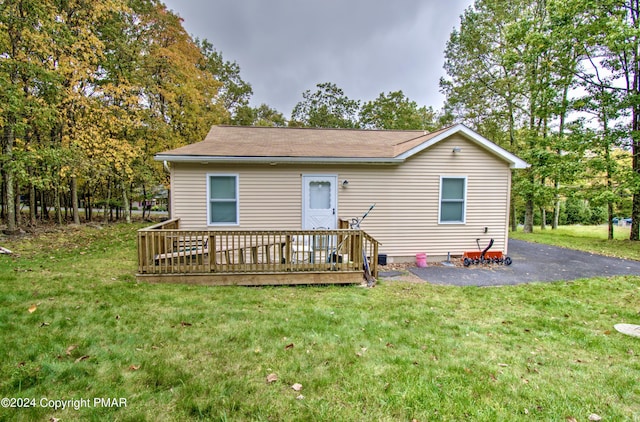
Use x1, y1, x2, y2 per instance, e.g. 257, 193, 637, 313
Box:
309, 181, 331, 209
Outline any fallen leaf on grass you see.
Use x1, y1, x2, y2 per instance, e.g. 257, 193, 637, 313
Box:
266, 373, 278, 383
291, 383, 302, 391
74, 355, 90, 363
28, 304, 37, 313
566, 417, 577, 422
356, 347, 368, 357
129, 364, 140, 371
588, 414, 602, 421
66, 345, 78, 356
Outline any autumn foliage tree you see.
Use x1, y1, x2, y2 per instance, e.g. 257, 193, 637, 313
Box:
0, 0, 234, 230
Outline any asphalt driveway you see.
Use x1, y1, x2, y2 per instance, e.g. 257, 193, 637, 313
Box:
408, 239, 640, 286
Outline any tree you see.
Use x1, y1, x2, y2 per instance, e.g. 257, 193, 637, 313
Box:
134, 1, 227, 220
50, 0, 128, 224
592, 0, 640, 240
441, 0, 584, 233
360, 91, 439, 130
0, 0, 59, 232
233, 103, 286, 127
0, 0, 233, 228
291, 82, 360, 128
554, 0, 640, 240
196, 38, 253, 124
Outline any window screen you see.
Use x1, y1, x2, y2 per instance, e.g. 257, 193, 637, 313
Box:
440, 177, 466, 223
208, 175, 238, 224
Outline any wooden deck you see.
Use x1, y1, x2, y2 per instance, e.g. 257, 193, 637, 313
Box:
136, 219, 379, 286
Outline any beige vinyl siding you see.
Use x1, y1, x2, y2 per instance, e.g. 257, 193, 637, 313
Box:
170, 134, 512, 261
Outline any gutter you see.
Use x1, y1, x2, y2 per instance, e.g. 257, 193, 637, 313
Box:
154, 154, 404, 165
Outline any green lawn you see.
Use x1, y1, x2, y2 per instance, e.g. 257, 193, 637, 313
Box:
510, 224, 640, 261
0, 223, 639, 421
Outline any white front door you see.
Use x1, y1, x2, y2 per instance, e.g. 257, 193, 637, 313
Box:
302, 175, 337, 229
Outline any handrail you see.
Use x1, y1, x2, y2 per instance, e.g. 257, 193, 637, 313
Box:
137, 225, 380, 280
138, 218, 180, 231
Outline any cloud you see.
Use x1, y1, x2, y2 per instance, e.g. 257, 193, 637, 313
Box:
163, 0, 473, 116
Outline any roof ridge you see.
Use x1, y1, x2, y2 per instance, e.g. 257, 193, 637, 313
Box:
214, 125, 427, 133
390, 125, 458, 147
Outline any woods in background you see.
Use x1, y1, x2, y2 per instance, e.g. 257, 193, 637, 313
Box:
2, 0, 638, 241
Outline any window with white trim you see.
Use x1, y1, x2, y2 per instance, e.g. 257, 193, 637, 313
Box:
439, 177, 466, 223
207, 174, 238, 225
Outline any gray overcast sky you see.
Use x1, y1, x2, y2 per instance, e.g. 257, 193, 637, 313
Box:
162, 0, 473, 117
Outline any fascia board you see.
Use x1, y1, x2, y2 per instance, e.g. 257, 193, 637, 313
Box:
395, 124, 530, 169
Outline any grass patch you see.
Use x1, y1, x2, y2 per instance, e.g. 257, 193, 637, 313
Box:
0, 223, 639, 420
511, 224, 640, 261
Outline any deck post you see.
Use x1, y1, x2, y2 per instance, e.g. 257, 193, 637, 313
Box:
284, 234, 292, 271
137, 231, 146, 273
209, 233, 216, 273
372, 239, 379, 278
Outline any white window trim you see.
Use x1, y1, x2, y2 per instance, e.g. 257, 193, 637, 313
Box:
206, 173, 239, 226
438, 176, 467, 224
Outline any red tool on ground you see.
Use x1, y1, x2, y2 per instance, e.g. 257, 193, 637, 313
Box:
463, 238, 512, 267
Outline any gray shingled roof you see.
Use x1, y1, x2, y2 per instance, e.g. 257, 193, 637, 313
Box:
155, 124, 529, 168
158, 125, 450, 158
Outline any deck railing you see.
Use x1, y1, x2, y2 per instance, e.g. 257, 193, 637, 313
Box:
137, 219, 379, 281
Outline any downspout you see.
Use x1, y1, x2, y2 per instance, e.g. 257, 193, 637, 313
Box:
164, 161, 172, 219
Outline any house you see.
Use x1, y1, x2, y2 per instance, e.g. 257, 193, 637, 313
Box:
154, 123, 528, 264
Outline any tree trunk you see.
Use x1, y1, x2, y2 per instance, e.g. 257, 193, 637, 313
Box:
122, 182, 131, 224
104, 181, 111, 222
628, 0, 639, 240
71, 176, 80, 224
632, 193, 640, 241
524, 198, 534, 233
608, 201, 614, 241
54, 187, 62, 225
14, 187, 20, 227
141, 185, 147, 220
2, 124, 17, 234
85, 192, 90, 221
552, 191, 560, 230
29, 182, 36, 226
632, 88, 640, 240
523, 169, 535, 233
